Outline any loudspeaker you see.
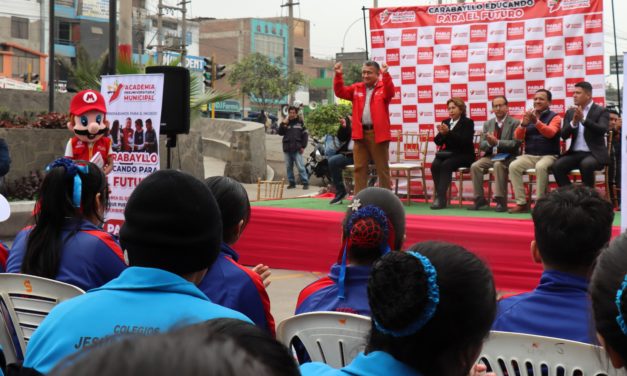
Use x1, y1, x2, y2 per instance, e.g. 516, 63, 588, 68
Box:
145, 66, 190, 135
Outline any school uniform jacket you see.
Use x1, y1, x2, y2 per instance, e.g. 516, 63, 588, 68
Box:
6, 219, 126, 291
295, 263, 371, 316
23, 267, 252, 374
197, 243, 275, 335
300, 351, 423, 376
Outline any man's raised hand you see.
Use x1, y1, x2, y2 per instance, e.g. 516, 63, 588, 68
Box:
334, 62, 343, 74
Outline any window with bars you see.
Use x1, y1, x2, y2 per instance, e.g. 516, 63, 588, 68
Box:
11, 17, 29, 39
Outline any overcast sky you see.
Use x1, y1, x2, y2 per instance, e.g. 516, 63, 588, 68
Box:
187, 0, 627, 84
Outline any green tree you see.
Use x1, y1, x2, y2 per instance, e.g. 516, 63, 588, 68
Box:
305, 103, 352, 138
342, 63, 363, 85
228, 53, 305, 111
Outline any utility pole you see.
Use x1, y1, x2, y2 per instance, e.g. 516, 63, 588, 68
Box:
108, 0, 116, 74
180, 0, 188, 66
119, 0, 132, 47
373, 0, 378, 7
157, 0, 163, 64
281, 1, 299, 104
48, 0, 55, 112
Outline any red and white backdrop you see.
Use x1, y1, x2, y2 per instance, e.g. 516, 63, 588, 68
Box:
369, 0, 604, 197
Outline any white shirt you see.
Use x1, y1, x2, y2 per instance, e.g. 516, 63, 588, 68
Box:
571, 101, 593, 153
449, 118, 459, 131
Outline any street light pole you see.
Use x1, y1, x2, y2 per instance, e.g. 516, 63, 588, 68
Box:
48, 0, 55, 112
342, 18, 364, 53
611, 0, 622, 110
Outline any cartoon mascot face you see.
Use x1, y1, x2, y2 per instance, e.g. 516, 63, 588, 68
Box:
67, 90, 108, 143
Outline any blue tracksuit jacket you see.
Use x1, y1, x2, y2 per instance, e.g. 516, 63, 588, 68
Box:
197, 243, 275, 335
6, 219, 126, 291
300, 351, 422, 376
23, 267, 252, 374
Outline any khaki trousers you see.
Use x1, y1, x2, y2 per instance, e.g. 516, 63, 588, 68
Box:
508, 155, 557, 205
353, 130, 390, 193
471, 157, 511, 199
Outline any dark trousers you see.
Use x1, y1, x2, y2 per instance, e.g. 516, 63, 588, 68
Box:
552, 152, 602, 187
431, 154, 474, 201
328, 153, 353, 193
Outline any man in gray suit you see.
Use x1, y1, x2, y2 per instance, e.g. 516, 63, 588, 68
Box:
552, 81, 609, 187
469, 96, 521, 212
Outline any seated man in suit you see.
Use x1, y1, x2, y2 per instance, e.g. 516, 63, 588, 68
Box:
508, 89, 562, 213
552, 81, 609, 187
468, 96, 521, 212
492, 185, 613, 343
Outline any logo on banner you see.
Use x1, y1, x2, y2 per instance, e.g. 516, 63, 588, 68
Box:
469, 63, 486, 81
451, 45, 468, 63
402, 91, 416, 100
506, 61, 525, 80
435, 27, 452, 45
379, 9, 417, 25
565, 21, 583, 30
417, 85, 433, 103
586, 55, 603, 75
470, 103, 488, 121
434, 65, 450, 83
545, 18, 563, 36
469, 87, 487, 97
106, 82, 124, 104
371, 30, 385, 49
546, 42, 564, 53
434, 88, 450, 100
526, 80, 545, 99
417, 71, 434, 79
373, 55, 385, 63
391, 87, 402, 104
507, 87, 525, 97
526, 40, 544, 59
565, 36, 584, 56
451, 84, 468, 101
435, 51, 450, 59
402, 105, 418, 123
401, 67, 416, 85
435, 104, 449, 122
417, 47, 434, 64
548, 0, 591, 13
451, 67, 467, 78
508, 102, 526, 117
550, 99, 566, 116
585, 14, 602, 33
488, 43, 505, 61
385, 35, 400, 44
488, 82, 506, 99
401, 53, 416, 64
526, 26, 543, 33
586, 41, 603, 49
419, 29, 434, 41
386, 48, 400, 66
418, 110, 434, 118
401, 29, 418, 46
546, 59, 564, 78
469, 50, 487, 58
546, 84, 565, 97
470, 24, 488, 42
507, 22, 525, 40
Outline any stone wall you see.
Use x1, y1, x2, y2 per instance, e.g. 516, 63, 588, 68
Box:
0, 88, 74, 113
157, 119, 205, 180
198, 118, 267, 183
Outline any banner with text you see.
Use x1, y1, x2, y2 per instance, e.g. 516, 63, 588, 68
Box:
101, 74, 164, 235
370, 0, 603, 197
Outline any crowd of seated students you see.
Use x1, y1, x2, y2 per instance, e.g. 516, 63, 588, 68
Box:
1, 157, 627, 376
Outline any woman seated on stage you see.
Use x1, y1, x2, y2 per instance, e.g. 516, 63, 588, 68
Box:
295, 187, 406, 317
430, 97, 475, 210
590, 233, 627, 371
300, 241, 497, 376
6, 158, 126, 291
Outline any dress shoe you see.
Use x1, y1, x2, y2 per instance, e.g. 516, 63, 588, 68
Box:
287, 184, 296, 189
329, 190, 347, 205
494, 197, 508, 213
508, 203, 530, 214
467, 196, 488, 211
303, 184, 309, 190
430, 198, 447, 210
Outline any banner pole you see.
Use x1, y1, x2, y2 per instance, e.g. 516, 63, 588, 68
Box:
611, 0, 622, 110
362, 6, 369, 60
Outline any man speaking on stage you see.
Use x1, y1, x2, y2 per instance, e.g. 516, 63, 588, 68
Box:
333, 60, 395, 194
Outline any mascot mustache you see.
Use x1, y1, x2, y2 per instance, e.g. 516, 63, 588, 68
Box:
74, 128, 107, 136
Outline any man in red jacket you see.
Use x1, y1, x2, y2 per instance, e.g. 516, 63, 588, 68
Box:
334, 60, 395, 193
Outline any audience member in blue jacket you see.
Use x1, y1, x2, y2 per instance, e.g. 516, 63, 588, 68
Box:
300, 242, 497, 376
296, 188, 406, 316
5, 158, 125, 291
22, 170, 251, 374
197, 176, 275, 335
492, 186, 614, 344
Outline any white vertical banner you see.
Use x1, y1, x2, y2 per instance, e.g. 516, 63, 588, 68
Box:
621, 52, 627, 232
100, 74, 164, 235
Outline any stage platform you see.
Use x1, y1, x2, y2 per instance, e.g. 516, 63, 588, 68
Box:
236, 197, 621, 294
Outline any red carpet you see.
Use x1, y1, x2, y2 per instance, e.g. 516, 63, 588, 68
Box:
236, 206, 622, 293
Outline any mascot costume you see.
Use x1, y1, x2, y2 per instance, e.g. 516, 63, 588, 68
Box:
64, 90, 114, 174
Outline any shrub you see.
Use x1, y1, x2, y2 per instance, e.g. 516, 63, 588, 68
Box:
304, 103, 352, 138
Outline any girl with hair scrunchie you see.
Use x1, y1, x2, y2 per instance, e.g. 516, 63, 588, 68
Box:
300, 241, 497, 376
6, 158, 126, 291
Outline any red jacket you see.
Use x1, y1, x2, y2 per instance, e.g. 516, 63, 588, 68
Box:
333, 72, 395, 143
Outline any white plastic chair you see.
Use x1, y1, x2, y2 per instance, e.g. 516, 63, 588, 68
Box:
276, 311, 371, 368
479, 331, 626, 376
0, 273, 84, 364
